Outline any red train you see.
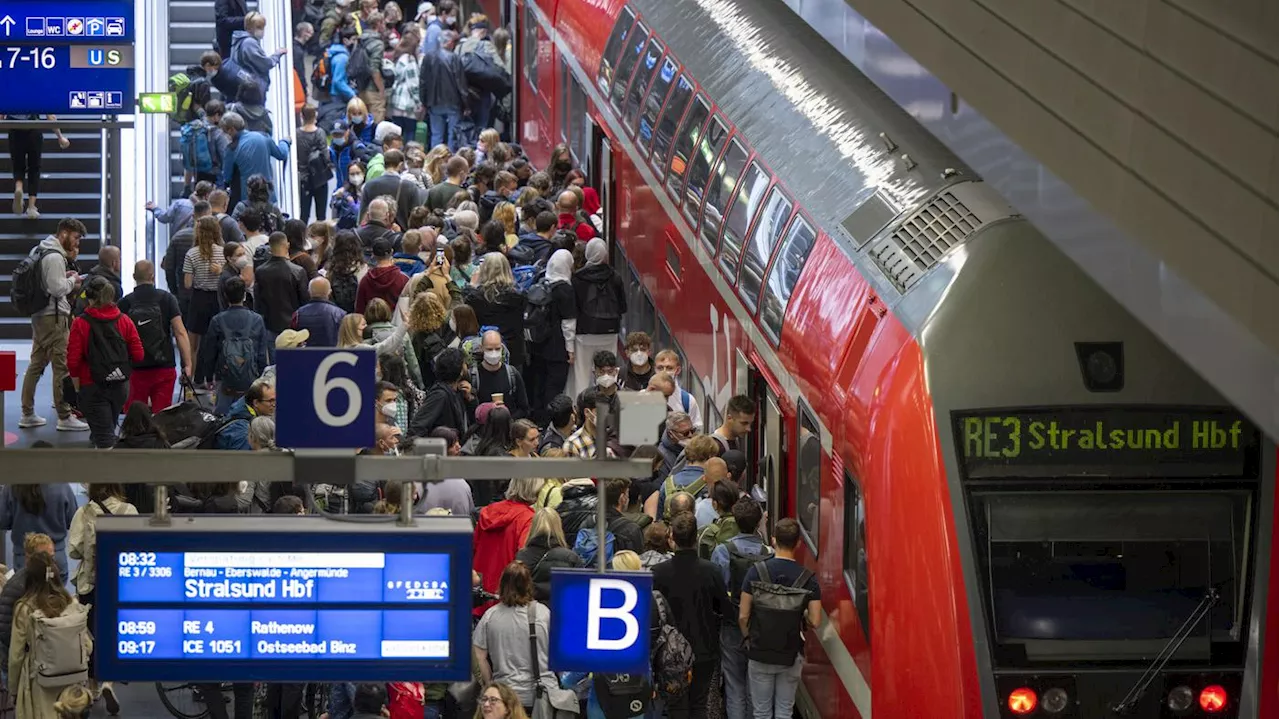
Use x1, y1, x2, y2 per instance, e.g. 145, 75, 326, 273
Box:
483, 0, 1276, 716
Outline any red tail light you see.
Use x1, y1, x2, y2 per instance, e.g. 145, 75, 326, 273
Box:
1008, 687, 1038, 714
1199, 685, 1228, 713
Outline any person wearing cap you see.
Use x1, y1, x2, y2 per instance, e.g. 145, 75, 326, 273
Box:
118, 260, 193, 414
258, 328, 310, 386
291, 277, 347, 347
364, 122, 404, 181
356, 237, 409, 313
329, 119, 357, 185
419, 0, 457, 55
253, 232, 310, 337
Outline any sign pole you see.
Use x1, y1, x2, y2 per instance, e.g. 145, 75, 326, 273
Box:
595, 400, 609, 572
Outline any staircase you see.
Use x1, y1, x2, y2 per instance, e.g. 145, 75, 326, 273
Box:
0, 131, 104, 339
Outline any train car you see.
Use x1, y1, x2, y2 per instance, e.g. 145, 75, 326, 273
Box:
494, 0, 1277, 716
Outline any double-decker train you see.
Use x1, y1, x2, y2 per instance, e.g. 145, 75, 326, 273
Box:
477, 0, 1276, 715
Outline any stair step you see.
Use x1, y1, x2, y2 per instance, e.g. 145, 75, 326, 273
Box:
170, 23, 216, 45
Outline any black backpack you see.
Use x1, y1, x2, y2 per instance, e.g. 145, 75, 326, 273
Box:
85, 315, 133, 385
346, 36, 374, 90
11, 248, 62, 316
582, 275, 621, 322
522, 280, 556, 345
726, 540, 773, 606
745, 562, 814, 666
330, 271, 359, 313
594, 673, 652, 719
461, 47, 512, 96
126, 300, 173, 368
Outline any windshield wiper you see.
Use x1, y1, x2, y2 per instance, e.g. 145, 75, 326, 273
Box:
1110, 587, 1220, 715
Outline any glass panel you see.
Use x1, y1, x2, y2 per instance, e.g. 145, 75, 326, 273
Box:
843, 471, 869, 644
682, 116, 728, 223
609, 23, 649, 114
638, 57, 678, 154
624, 40, 664, 133
651, 73, 693, 166
664, 94, 709, 198
796, 408, 821, 554
571, 82, 589, 172
523, 5, 538, 92
738, 189, 792, 313
559, 59, 570, 143
760, 217, 817, 342
719, 162, 769, 278
698, 138, 748, 251
596, 8, 636, 97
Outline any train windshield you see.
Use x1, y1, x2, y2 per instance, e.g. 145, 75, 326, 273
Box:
974, 490, 1251, 665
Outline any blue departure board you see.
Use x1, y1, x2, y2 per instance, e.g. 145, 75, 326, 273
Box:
95, 516, 475, 682
0, 1, 134, 114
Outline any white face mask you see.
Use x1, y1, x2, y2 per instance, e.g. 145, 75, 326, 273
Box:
252, 28, 265, 40
350, 175, 364, 186
380, 402, 397, 419
596, 373, 617, 389
483, 349, 503, 365
448, 315, 457, 332
234, 256, 250, 270
629, 351, 648, 366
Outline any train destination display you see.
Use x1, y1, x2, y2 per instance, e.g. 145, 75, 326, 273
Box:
96, 517, 474, 682
955, 407, 1257, 478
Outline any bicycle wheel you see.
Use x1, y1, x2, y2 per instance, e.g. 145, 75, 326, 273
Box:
303, 682, 330, 719
156, 682, 210, 719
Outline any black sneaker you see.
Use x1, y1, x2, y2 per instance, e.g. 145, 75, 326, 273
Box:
102, 685, 120, 715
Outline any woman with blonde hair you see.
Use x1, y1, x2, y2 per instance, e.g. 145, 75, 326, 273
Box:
182, 215, 226, 365
492, 202, 519, 248
364, 298, 420, 386
472, 479, 543, 617
514, 508, 583, 602
424, 144, 451, 185
346, 97, 373, 143
611, 550, 642, 571
54, 685, 92, 719
463, 253, 527, 367
9, 553, 91, 719
337, 311, 407, 355
474, 682, 529, 719
407, 292, 458, 387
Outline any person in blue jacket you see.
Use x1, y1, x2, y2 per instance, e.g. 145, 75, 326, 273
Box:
197, 277, 273, 415
220, 111, 291, 206
215, 379, 275, 451
328, 28, 358, 103
230, 12, 287, 91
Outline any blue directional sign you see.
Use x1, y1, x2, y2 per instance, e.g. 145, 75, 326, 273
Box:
275, 347, 377, 449
549, 570, 652, 673
0, 1, 134, 114
96, 515, 476, 682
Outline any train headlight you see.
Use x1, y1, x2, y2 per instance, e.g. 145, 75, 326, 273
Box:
1041, 687, 1069, 713
1167, 685, 1194, 712
1007, 687, 1037, 715
1199, 685, 1228, 713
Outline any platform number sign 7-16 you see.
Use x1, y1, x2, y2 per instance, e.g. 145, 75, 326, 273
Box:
275, 348, 377, 449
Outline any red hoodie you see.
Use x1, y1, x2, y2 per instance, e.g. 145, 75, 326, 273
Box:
472, 499, 535, 616
356, 263, 409, 313
67, 304, 145, 386
558, 212, 597, 242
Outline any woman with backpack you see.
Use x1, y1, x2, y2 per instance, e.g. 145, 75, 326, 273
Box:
7, 552, 92, 719
183, 216, 226, 376
364, 298, 420, 385
525, 249, 576, 419
570, 239, 626, 396
322, 231, 368, 312
68, 484, 137, 714
407, 291, 456, 388
463, 253, 527, 369
228, 79, 274, 136
66, 276, 145, 448
472, 561, 555, 714
514, 508, 583, 603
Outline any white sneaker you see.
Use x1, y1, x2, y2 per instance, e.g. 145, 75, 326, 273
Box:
18, 413, 46, 428
11, 189, 21, 215
56, 416, 89, 431
25, 205, 39, 220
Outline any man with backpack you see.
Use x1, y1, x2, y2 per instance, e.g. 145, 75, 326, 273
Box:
654, 349, 702, 429
557, 190, 597, 241
649, 435, 720, 520
253, 233, 310, 336
419, 31, 469, 150
352, 11, 388, 123
66, 275, 145, 448
711, 498, 771, 719
197, 277, 272, 414
572, 478, 643, 565
71, 245, 123, 316
651, 512, 730, 719
737, 518, 822, 719
118, 260, 193, 413
471, 330, 530, 421
16, 218, 90, 432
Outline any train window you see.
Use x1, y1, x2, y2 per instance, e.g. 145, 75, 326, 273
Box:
698, 139, 748, 253
843, 469, 870, 644
624, 40, 664, 133
717, 160, 768, 278
796, 406, 821, 554
687, 372, 708, 431
664, 94, 709, 198
609, 23, 649, 114
656, 318, 673, 356
596, 8, 636, 97
523, 4, 539, 93
666, 241, 682, 279
651, 74, 694, 167
559, 59, 571, 144
570, 79, 589, 170
738, 188, 792, 313
759, 217, 817, 343
638, 57, 678, 154
682, 116, 729, 225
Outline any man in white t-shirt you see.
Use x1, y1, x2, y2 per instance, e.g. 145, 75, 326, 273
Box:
655, 349, 702, 429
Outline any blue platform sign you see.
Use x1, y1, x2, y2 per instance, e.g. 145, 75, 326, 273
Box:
549, 570, 652, 673
275, 347, 377, 449
95, 515, 476, 682
0, 1, 134, 114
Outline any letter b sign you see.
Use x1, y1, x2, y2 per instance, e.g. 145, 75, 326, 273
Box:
549, 570, 652, 673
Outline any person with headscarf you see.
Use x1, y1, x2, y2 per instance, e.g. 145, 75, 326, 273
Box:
570, 239, 625, 397
525, 250, 577, 425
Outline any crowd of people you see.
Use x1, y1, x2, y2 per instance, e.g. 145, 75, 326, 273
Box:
2, 2, 819, 719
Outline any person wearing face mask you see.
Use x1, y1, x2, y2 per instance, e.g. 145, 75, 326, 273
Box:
538, 394, 575, 456
326, 27, 359, 104
346, 97, 376, 146
570, 238, 625, 396
376, 380, 408, 435
408, 347, 471, 438
562, 386, 616, 460
573, 350, 621, 440
622, 331, 654, 391
330, 157, 365, 230
470, 330, 529, 421
230, 13, 288, 92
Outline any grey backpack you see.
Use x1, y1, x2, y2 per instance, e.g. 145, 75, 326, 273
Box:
31, 604, 91, 688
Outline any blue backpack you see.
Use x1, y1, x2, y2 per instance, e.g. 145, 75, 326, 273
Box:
217, 333, 260, 393
511, 263, 541, 293
180, 119, 213, 173
573, 526, 616, 567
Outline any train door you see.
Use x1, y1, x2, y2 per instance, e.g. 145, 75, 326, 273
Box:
594, 130, 614, 241
761, 389, 784, 536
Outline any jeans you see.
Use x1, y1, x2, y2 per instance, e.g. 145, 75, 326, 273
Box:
125, 366, 178, 413
391, 115, 419, 143
669, 658, 716, 719
326, 682, 355, 719
21, 313, 71, 418
429, 106, 460, 149
747, 656, 803, 719
200, 683, 254, 719
721, 625, 752, 719
79, 381, 127, 448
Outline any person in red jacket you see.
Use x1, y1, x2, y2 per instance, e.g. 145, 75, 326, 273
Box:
472, 476, 542, 617
67, 276, 144, 448
556, 189, 597, 241
356, 238, 409, 313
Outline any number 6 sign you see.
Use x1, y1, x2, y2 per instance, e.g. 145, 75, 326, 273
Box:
275, 348, 377, 449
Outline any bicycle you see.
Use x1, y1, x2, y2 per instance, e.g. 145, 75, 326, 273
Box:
157, 681, 329, 719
